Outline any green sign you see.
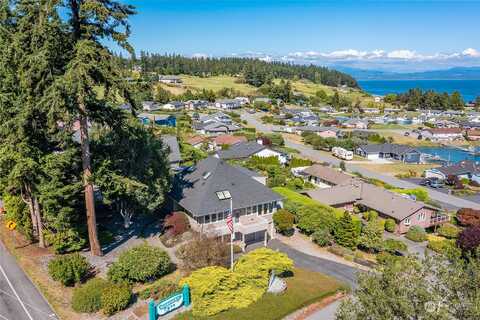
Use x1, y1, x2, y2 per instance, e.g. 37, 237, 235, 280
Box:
156, 292, 183, 316
149, 284, 190, 319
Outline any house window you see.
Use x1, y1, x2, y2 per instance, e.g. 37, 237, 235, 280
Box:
217, 212, 223, 221
404, 218, 411, 226
252, 205, 257, 214
211, 213, 217, 223
247, 206, 252, 215
263, 203, 268, 214
196, 216, 204, 224
205, 215, 210, 224
268, 202, 273, 213
418, 212, 426, 221
258, 204, 262, 215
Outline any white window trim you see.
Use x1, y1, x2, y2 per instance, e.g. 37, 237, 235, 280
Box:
404, 218, 411, 226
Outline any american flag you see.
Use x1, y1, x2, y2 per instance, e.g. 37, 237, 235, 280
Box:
226, 212, 233, 233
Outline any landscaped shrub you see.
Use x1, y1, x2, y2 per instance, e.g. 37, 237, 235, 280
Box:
427, 239, 456, 254
47, 229, 87, 254
376, 252, 401, 265
164, 212, 190, 236
139, 280, 179, 300
71, 278, 110, 313
334, 212, 360, 249
457, 208, 480, 227
382, 239, 407, 253
176, 234, 229, 271
327, 245, 355, 257
107, 245, 171, 283
359, 219, 383, 252
101, 283, 132, 316
405, 226, 427, 242
384, 219, 396, 233
437, 224, 460, 239
457, 226, 480, 254
312, 228, 333, 247
48, 253, 91, 286
273, 209, 295, 235
180, 248, 293, 317
234, 248, 294, 289
362, 210, 378, 221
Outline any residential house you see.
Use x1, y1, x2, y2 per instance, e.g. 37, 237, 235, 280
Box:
161, 135, 182, 168
199, 112, 232, 125
209, 135, 247, 151
362, 107, 380, 114
305, 182, 447, 234
420, 128, 464, 141
170, 157, 283, 247
159, 75, 183, 84
234, 97, 250, 105
142, 101, 161, 112
162, 101, 185, 111
356, 143, 421, 163
216, 141, 288, 164
301, 164, 357, 188
435, 120, 460, 128
467, 130, 480, 141
215, 99, 242, 110
384, 108, 401, 114
186, 136, 207, 149
373, 96, 383, 103
294, 126, 341, 138
138, 113, 176, 127
343, 118, 369, 129
185, 100, 210, 110
425, 160, 480, 183
194, 121, 241, 135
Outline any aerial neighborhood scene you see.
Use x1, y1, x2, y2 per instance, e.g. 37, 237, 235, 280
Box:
2, 1, 480, 320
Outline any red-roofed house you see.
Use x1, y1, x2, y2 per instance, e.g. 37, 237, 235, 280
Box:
209, 135, 247, 151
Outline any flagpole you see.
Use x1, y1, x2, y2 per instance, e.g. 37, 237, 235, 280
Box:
230, 197, 234, 270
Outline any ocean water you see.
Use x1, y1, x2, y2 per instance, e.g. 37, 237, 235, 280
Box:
418, 147, 480, 164
358, 80, 480, 102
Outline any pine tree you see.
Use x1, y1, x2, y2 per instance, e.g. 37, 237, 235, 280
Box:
60, 0, 135, 256
334, 212, 359, 249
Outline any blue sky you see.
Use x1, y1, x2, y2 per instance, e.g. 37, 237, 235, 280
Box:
122, 0, 480, 72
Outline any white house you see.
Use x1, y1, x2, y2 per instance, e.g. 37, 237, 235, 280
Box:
162, 101, 185, 111
420, 128, 464, 141
159, 75, 183, 84
215, 99, 242, 109
216, 141, 288, 165
142, 101, 161, 112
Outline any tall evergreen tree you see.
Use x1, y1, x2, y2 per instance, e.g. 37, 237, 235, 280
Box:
334, 212, 359, 249
59, 0, 135, 256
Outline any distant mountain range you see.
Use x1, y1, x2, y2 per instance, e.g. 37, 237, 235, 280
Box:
335, 66, 480, 81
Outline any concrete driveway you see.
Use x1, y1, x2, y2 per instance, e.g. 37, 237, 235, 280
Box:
268, 239, 360, 289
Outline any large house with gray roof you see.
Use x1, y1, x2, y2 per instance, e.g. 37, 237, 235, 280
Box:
170, 157, 283, 248
216, 141, 288, 164
425, 160, 480, 183
356, 143, 421, 163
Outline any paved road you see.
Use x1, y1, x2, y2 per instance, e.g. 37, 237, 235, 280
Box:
268, 239, 359, 289
0, 241, 57, 320
241, 111, 480, 210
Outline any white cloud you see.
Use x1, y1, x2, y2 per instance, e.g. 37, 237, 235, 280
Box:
386, 50, 417, 59
463, 48, 480, 57
191, 53, 209, 58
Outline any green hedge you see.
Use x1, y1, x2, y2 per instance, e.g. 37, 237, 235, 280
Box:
101, 283, 132, 316
405, 226, 427, 242
72, 278, 111, 313
273, 187, 361, 235
48, 253, 90, 287
107, 244, 171, 283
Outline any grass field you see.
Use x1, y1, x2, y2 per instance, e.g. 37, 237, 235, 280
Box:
173, 268, 344, 320
356, 163, 439, 177
155, 75, 386, 107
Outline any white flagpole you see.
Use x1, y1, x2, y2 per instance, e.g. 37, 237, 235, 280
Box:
230, 197, 234, 270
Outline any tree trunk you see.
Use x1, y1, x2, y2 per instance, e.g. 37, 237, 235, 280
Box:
33, 197, 45, 248
21, 187, 38, 240
79, 105, 102, 256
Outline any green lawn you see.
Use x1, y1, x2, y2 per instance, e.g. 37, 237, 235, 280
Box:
173, 268, 344, 320
181, 75, 258, 94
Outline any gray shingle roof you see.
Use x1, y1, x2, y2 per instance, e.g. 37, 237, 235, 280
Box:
357, 143, 419, 156
161, 135, 182, 164
171, 157, 282, 216
303, 165, 356, 185
436, 160, 480, 176
216, 141, 267, 160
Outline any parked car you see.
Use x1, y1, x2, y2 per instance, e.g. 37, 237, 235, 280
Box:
404, 132, 410, 136
420, 177, 444, 188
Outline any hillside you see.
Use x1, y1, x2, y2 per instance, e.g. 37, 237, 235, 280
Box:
158, 75, 379, 106
123, 54, 359, 88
